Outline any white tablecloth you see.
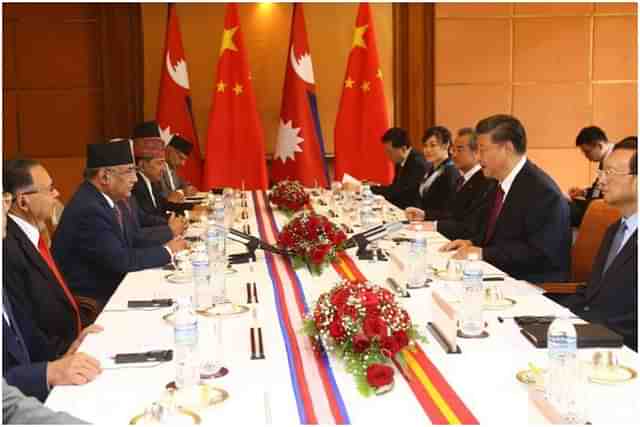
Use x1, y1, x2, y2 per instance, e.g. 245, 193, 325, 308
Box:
45, 193, 640, 424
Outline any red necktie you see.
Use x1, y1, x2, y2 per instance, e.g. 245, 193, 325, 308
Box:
483, 186, 505, 245
455, 176, 465, 192
37, 236, 82, 337
114, 205, 124, 232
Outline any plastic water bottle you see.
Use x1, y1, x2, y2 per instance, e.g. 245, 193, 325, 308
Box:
360, 182, 375, 228
408, 231, 428, 288
460, 254, 484, 336
174, 297, 199, 389
191, 243, 210, 311
213, 196, 225, 227
223, 192, 234, 229
206, 220, 226, 261
545, 316, 579, 419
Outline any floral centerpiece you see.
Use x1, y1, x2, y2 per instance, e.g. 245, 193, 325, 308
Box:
302, 280, 425, 396
277, 212, 347, 275
269, 180, 310, 215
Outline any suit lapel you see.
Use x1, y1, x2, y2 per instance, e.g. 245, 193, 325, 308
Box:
7, 219, 74, 311
601, 230, 636, 280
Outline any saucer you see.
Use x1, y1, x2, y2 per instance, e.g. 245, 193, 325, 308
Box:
165, 273, 192, 284
483, 297, 517, 310
130, 408, 201, 425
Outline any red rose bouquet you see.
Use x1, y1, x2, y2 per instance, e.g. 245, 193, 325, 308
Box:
269, 180, 310, 215
302, 280, 425, 396
277, 212, 347, 275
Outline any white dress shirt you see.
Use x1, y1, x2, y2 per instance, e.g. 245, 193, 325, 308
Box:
620, 212, 638, 253
8, 214, 39, 249
500, 155, 527, 199
461, 164, 482, 185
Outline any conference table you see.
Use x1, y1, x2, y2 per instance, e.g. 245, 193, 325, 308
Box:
46, 191, 639, 424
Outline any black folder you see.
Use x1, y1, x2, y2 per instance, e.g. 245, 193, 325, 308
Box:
520, 322, 624, 349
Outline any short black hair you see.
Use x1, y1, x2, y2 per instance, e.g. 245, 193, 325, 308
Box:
613, 136, 637, 175
576, 126, 608, 147
475, 114, 527, 154
457, 127, 478, 151
3, 158, 40, 196
423, 126, 452, 146
382, 127, 410, 148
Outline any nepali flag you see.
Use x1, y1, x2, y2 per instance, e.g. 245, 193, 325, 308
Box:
271, 4, 329, 188
156, 3, 203, 188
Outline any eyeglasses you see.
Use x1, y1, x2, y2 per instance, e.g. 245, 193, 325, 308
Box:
597, 169, 633, 178
19, 184, 57, 196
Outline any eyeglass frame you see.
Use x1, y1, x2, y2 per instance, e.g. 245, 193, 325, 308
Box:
597, 169, 634, 178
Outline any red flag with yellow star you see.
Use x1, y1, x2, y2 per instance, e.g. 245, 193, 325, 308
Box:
334, 3, 393, 185
157, 3, 203, 189
202, 3, 268, 190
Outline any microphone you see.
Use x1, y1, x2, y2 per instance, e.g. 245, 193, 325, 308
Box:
343, 221, 407, 253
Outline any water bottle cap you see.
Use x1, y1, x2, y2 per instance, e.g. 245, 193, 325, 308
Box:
467, 253, 479, 261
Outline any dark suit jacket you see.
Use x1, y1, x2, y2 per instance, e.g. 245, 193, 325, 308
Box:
120, 197, 173, 248
131, 173, 194, 219
472, 160, 571, 283
3, 218, 78, 358
560, 222, 637, 351
414, 159, 461, 219
436, 169, 496, 240
372, 149, 430, 209
51, 181, 171, 305
3, 292, 50, 402
569, 160, 604, 226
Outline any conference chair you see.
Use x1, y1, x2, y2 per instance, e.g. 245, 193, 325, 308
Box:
536, 199, 621, 294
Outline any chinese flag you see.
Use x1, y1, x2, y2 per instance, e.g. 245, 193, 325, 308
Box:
271, 4, 328, 188
202, 3, 268, 190
156, 3, 203, 189
334, 3, 393, 185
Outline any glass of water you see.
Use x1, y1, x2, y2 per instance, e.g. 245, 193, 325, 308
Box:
200, 317, 225, 379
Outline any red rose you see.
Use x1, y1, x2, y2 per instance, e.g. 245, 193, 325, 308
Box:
352, 333, 370, 353
378, 288, 395, 303
365, 305, 380, 316
393, 330, 409, 349
329, 319, 345, 341
363, 315, 388, 339
330, 288, 350, 307
380, 335, 401, 356
366, 364, 394, 388
361, 291, 379, 307
310, 244, 331, 265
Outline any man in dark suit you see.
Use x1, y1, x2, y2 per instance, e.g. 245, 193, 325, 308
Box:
556, 137, 637, 351
568, 126, 613, 226
133, 120, 198, 198
130, 137, 193, 220
3, 159, 83, 357
51, 140, 187, 306
2, 187, 102, 402
442, 115, 571, 283
406, 128, 495, 240
368, 127, 430, 209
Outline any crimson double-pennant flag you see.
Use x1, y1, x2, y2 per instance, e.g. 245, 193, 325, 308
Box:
334, 3, 393, 185
202, 3, 268, 190
271, 4, 329, 188
156, 3, 203, 189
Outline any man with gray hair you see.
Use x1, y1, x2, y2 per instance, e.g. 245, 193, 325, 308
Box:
406, 127, 495, 240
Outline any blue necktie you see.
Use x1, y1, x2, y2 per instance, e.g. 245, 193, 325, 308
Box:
602, 221, 627, 274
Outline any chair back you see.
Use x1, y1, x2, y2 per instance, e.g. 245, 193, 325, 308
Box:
571, 199, 621, 282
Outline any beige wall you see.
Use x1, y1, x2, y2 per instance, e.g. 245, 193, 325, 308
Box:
434, 2, 637, 192
141, 3, 394, 157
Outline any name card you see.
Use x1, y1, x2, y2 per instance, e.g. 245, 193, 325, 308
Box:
387, 249, 408, 289
429, 290, 461, 353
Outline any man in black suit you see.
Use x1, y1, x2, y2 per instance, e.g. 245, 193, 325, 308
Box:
2, 159, 101, 357
368, 127, 430, 209
130, 137, 194, 221
556, 137, 637, 351
2, 186, 102, 402
406, 128, 495, 240
442, 115, 571, 283
52, 141, 187, 306
568, 126, 613, 226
